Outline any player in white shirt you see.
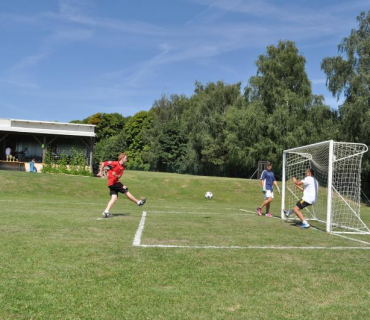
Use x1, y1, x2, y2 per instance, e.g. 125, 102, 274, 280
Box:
283, 168, 318, 229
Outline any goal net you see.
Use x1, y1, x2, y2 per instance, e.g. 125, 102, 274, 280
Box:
282, 140, 370, 234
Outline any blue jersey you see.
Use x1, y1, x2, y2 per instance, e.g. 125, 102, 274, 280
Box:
260, 170, 276, 192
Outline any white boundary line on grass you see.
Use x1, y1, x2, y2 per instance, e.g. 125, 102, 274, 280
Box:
148, 205, 238, 210
0, 200, 239, 213
328, 232, 370, 246
0, 199, 107, 205
239, 209, 370, 246
139, 244, 370, 250
133, 210, 370, 250
148, 210, 247, 215
133, 211, 147, 246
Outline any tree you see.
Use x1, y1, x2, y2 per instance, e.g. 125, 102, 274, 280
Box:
124, 111, 152, 170
321, 11, 370, 143
70, 112, 127, 141
155, 120, 188, 172
144, 95, 189, 172
247, 40, 312, 114
321, 10, 370, 194
94, 113, 127, 141
224, 101, 267, 177
185, 81, 244, 176
243, 40, 338, 174
94, 131, 127, 163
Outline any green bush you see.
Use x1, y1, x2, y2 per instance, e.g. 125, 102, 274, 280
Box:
41, 148, 92, 176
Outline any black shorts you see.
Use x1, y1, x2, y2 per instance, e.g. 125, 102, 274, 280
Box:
109, 182, 128, 196
296, 199, 312, 210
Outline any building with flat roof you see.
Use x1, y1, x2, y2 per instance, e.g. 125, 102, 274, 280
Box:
0, 118, 95, 171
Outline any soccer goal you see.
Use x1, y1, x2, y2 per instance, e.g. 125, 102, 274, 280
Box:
282, 140, 370, 234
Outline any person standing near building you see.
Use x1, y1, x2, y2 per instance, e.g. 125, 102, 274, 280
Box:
257, 162, 280, 217
23, 147, 30, 159
5, 146, 12, 157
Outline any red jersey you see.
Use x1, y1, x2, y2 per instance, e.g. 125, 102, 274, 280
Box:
103, 161, 125, 186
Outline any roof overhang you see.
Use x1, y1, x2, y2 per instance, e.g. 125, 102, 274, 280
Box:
0, 118, 95, 138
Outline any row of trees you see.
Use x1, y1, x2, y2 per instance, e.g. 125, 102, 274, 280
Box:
72, 11, 370, 191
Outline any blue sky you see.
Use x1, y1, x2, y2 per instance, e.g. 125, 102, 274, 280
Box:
0, 0, 369, 122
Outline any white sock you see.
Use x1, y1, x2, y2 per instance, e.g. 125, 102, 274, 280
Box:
303, 219, 308, 224
137, 201, 140, 205
105, 211, 109, 214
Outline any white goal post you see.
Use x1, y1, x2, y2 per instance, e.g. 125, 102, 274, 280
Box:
282, 140, 370, 234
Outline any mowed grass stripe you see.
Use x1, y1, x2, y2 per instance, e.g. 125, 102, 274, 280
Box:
140, 210, 370, 248
1, 170, 370, 319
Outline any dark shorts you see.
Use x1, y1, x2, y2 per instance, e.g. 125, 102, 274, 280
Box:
296, 199, 312, 210
109, 182, 128, 197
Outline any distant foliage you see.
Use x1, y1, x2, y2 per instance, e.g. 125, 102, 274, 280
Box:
42, 148, 91, 176
94, 132, 127, 163
71, 112, 127, 141
124, 111, 152, 171
144, 94, 189, 173
322, 10, 370, 193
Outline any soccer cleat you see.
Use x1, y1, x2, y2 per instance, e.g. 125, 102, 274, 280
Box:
102, 212, 111, 218
301, 222, 310, 229
138, 198, 146, 206
257, 207, 262, 216
283, 209, 293, 217
266, 213, 273, 217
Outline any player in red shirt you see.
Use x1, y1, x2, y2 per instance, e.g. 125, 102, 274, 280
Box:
97, 152, 146, 218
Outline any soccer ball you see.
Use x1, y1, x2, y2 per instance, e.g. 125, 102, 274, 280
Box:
205, 191, 213, 199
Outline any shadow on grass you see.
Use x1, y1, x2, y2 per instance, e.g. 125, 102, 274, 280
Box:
286, 220, 326, 232
96, 213, 131, 220
111, 213, 131, 217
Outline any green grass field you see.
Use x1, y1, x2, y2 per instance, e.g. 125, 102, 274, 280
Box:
1, 170, 370, 319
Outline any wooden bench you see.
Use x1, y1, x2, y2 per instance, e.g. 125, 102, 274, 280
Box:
0, 160, 26, 171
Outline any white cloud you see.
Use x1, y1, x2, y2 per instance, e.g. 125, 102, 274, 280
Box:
1, 0, 366, 119
52, 28, 94, 41
3, 25, 94, 89
9, 46, 53, 76
0, 13, 40, 24
186, 0, 362, 38
0, 101, 31, 116
41, 0, 167, 36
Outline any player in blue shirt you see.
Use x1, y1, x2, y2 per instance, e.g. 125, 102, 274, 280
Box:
257, 162, 280, 217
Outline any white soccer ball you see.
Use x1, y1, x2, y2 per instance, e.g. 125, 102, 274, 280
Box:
205, 191, 213, 199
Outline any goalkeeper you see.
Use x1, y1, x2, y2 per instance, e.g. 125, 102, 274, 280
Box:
283, 168, 318, 229
257, 162, 280, 217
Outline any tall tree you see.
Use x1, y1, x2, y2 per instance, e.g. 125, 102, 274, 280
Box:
247, 40, 312, 114
244, 40, 338, 172
144, 95, 189, 172
94, 131, 127, 163
321, 10, 370, 143
70, 112, 127, 141
125, 111, 152, 170
322, 10, 370, 193
185, 81, 244, 176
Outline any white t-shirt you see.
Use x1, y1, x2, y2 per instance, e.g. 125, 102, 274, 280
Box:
5, 147, 11, 156
301, 176, 318, 204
